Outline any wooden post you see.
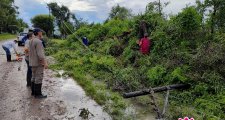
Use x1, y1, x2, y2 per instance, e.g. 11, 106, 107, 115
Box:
123, 84, 190, 119
123, 84, 190, 98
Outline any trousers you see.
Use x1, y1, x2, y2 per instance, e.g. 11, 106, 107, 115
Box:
31, 66, 44, 84
25, 60, 32, 85
2, 46, 11, 55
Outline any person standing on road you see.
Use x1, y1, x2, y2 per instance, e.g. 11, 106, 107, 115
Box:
24, 32, 33, 87
29, 28, 48, 98
2, 40, 19, 62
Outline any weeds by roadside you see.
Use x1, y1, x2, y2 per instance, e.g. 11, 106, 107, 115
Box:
0, 34, 16, 41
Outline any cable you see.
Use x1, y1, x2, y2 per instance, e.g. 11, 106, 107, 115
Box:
62, 21, 92, 52
47, 1, 100, 56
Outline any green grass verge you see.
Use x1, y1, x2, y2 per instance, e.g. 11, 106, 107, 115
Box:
0, 33, 16, 41
50, 64, 131, 120
51, 39, 66, 44
47, 39, 152, 120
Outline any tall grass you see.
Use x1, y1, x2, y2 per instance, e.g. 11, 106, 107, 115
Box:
0, 33, 16, 41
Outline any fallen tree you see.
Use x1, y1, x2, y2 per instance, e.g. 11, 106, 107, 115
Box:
123, 84, 190, 98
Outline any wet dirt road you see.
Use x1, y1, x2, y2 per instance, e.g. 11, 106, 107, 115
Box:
0, 40, 111, 120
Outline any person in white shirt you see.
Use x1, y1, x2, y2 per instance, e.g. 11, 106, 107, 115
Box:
2, 40, 18, 62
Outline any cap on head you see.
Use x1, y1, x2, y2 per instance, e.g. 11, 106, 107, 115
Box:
33, 28, 43, 36
33, 28, 42, 33
27, 32, 33, 38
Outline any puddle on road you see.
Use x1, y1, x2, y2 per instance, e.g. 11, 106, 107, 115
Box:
57, 70, 111, 120
56, 70, 155, 120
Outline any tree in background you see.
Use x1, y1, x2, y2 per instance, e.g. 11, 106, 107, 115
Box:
47, 3, 70, 26
17, 18, 29, 32
175, 7, 201, 40
0, 0, 17, 33
204, 0, 225, 37
47, 2, 87, 38
109, 4, 132, 20
31, 14, 54, 37
146, 1, 169, 16
0, 0, 27, 33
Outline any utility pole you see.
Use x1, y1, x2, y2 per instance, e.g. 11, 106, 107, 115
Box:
159, 0, 162, 15
48, 6, 51, 37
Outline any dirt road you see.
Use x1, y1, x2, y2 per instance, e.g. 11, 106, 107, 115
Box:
0, 40, 111, 120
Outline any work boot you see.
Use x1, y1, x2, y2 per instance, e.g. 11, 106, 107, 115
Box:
27, 79, 31, 87
31, 82, 35, 96
27, 67, 32, 87
34, 83, 47, 99
6, 55, 11, 62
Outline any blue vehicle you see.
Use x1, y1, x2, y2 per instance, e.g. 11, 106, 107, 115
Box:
17, 32, 28, 46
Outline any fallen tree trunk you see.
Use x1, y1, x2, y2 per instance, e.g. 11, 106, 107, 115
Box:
123, 84, 190, 98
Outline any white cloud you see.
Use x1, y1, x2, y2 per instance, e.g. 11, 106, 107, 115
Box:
164, 0, 197, 14
35, 0, 97, 11
15, 0, 201, 24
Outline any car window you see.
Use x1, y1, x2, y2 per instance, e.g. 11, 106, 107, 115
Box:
20, 33, 27, 36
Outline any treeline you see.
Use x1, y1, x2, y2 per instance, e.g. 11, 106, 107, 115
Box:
47, 0, 225, 119
0, 0, 28, 33
31, 2, 88, 37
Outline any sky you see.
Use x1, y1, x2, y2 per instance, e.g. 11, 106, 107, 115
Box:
14, 0, 201, 26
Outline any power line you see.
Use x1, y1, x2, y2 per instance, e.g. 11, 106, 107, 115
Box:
62, 21, 92, 52
46, 0, 92, 53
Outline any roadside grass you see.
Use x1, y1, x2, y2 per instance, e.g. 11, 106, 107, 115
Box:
50, 63, 131, 120
0, 33, 16, 41
48, 39, 132, 120
71, 70, 129, 119
51, 39, 66, 44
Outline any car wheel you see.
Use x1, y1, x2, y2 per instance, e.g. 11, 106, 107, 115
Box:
18, 41, 21, 46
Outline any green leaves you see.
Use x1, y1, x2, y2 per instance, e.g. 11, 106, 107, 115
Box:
31, 14, 54, 36
104, 19, 130, 38
0, 0, 27, 33
147, 65, 167, 86
173, 6, 201, 40
109, 4, 132, 20
169, 67, 188, 83
45, 2, 225, 119
47, 2, 83, 36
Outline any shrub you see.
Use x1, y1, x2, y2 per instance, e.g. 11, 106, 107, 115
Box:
166, 66, 189, 83
112, 67, 142, 92
201, 71, 224, 94
147, 65, 167, 86
88, 24, 107, 43
104, 19, 130, 37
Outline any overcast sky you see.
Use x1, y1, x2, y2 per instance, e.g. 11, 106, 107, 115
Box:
15, 0, 201, 26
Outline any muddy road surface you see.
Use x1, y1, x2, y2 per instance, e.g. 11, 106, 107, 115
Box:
0, 40, 111, 120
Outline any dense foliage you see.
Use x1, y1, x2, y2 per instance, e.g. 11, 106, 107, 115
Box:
47, 2, 88, 37
0, 33, 16, 41
0, 0, 28, 33
108, 4, 132, 20
31, 14, 54, 36
47, 1, 225, 120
